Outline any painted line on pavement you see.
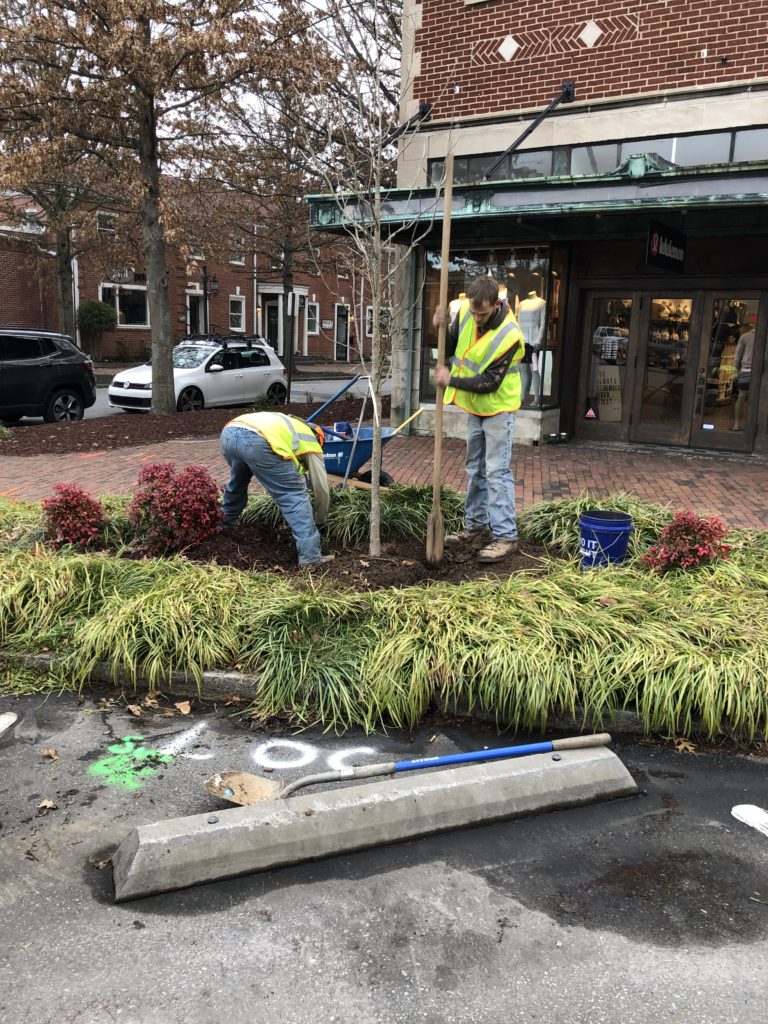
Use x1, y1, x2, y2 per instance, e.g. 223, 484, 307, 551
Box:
731, 804, 768, 839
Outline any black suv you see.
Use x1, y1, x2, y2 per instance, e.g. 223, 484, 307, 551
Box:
0, 330, 97, 423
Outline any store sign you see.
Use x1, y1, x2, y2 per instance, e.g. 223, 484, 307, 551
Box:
646, 220, 686, 273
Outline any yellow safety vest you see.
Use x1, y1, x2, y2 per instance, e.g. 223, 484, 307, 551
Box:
443, 302, 525, 415
228, 412, 322, 470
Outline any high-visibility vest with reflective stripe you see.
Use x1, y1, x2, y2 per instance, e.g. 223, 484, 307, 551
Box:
443, 302, 525, 416
227, 412, 322, 470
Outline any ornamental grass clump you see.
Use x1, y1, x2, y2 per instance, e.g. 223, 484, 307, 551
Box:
641, 510, 731, 572
41, 483, 106, 550
127, 462, 222, 555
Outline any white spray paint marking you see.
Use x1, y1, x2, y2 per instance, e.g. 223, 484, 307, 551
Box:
327, 747, 377, 770
252, 739, 316, 770
732, 804, 768, 839
0, 712, 18, 740
158, 721, 208, 757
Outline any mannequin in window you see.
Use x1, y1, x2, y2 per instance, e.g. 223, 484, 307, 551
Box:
449, 292, 467, 318
516, 290, 546, 402
732, 326, 755, 431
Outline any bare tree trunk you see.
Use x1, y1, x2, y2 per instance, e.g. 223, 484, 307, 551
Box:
55, 227, 75, 340
136, 53, 174, 415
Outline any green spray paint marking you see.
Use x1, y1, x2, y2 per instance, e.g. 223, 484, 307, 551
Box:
88, 735, 173, 791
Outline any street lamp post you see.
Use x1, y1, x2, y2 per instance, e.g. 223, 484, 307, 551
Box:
201, 264, 219, 333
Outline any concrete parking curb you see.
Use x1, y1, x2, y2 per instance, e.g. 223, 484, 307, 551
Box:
112, 745, 639, 900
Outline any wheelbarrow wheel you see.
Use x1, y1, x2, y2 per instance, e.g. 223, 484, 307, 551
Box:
356, 470, 394, 487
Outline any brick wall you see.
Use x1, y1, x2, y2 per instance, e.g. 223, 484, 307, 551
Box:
0, 239, 58, 331
415, 0, 768, 118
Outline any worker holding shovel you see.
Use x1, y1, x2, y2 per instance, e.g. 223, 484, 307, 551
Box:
219, 411, 334, 569
433, 276, 525, 563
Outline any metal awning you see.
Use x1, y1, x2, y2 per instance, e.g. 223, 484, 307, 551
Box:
307, 156, 768, 245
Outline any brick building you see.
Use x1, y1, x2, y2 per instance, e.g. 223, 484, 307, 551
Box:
311, 0, 768, 453
0, 213, 370, 364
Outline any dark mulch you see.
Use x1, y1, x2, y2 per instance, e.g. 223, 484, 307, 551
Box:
188, 520, 550, 590
0, 397, 389, 458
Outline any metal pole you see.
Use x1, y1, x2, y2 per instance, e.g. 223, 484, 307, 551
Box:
482, 81, 575, 181
202, 265, 209, 334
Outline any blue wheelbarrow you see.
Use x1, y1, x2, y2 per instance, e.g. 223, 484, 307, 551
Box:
305, 375, 422, 488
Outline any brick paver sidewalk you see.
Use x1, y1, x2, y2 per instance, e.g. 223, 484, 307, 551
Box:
2, 434, 766, 529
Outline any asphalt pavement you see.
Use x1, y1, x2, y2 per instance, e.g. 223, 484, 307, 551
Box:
1, 691, 766, 1023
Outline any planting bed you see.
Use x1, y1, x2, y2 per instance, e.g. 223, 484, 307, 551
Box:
0, 397, 386, 456
189, 520, 550, 589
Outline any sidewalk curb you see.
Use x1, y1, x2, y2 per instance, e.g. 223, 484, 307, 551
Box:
20, 652, 656, 736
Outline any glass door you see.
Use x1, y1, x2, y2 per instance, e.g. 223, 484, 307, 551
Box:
690, 294, 764, 450
629, 295, 703, 445
577, 293, 637, 438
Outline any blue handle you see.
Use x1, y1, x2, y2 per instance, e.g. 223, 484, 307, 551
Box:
306, 376, 362, 424
394, 741, 554, 773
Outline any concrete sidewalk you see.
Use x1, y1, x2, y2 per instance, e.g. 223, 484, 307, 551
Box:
2, 433, 767, 528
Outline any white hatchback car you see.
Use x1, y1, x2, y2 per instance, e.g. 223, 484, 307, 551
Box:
108, 336, 288, 412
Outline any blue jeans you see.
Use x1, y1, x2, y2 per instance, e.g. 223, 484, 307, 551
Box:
220, 425, 322, 566
464, 412, 517, 541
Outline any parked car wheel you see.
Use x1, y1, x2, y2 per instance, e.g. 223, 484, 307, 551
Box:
266, 382, 288, 406
45, 389, 84, 423
177, 387, 204, 412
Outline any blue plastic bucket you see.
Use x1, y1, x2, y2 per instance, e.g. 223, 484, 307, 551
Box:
578, 510, 633, 569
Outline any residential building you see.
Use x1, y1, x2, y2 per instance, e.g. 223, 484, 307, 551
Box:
0, 206, 368, 364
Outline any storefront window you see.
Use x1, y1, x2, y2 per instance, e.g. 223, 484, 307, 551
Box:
701, 298, 759, 433
638, 298, 693, 426
420, 246, 562, 408
584, 298, 633, 423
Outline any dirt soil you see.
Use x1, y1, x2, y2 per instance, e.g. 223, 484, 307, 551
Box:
188, 520, 550, 590
0, 397, 388, 457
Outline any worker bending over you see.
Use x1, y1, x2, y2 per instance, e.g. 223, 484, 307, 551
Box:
220, 411, 334, 568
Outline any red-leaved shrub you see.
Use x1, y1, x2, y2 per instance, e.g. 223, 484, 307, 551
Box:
42, 483, 106, 550
642, 510, 731, 573
127, 462, 222, 555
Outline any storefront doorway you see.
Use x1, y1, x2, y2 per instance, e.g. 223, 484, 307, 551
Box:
579, 291, 766, 451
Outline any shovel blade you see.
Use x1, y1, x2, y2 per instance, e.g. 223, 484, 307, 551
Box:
425, 510, 444, 566
204, 771, 283, 806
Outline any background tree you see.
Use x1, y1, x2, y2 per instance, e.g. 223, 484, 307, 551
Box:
0, 0, 313, 414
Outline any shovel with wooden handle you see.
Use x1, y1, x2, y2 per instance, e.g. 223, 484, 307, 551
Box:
425, 150, 454, 567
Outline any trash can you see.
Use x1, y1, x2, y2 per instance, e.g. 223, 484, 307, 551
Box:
578, 510, 634, 569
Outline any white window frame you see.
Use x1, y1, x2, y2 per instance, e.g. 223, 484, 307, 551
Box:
99, 282, 150, 328
96, 211, 117, 233
229, 295, 246, 332
307, 301, 320, 335
229, 237, 246, 265
365, 305, 374, 338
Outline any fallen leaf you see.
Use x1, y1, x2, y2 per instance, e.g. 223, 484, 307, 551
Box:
360, 560, 370, 567
142, 694, 160, 709
41, 748, 59, 760
126, 704, 142, 718
401, 559, 416, 566
175, 701, 191, 715
598, 595, 619, 607
88, 853, 112, 870
36, 799, 57, 815
160, 709, 176, 718
674, 737, 697, 754
224, 694, 243, 705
